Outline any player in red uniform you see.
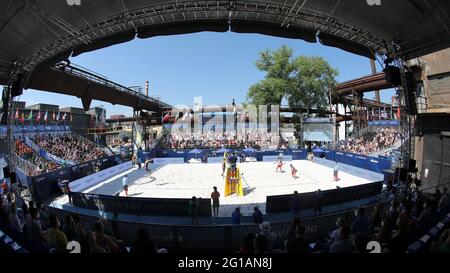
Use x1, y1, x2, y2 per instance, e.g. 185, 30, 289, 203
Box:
275, 158, 283, 172
290, 164, 298, 179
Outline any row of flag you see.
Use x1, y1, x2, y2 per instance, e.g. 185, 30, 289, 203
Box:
2, 110, 73, 123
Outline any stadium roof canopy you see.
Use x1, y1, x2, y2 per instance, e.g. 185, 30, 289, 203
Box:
0, 0, 449, 85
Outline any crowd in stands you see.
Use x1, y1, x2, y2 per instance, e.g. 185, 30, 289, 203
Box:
33, 134, 107, 163
161, 129, 285, 150
15, 139, 59, 175
1, 178, 449, 253
0, 192, 167, 253
336, 128, 401, 156
233, 179, 450, 253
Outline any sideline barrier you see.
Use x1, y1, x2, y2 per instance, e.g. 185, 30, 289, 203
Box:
149, 148, 392, 174
45, 201, 384, 252
69, 161, 132, 192
19, 155, 120, 201
68, 191, 212, 217
266, 181, 383, 213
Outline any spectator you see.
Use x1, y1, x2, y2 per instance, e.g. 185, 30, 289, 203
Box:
259, 222, 277, 251
211, 187, 220, 217
254, 234, 269, 254
28, 207, 47, 246
329, 225, 353, 253
351, 207, 370, 234
63, 214, 77, 242
314, 189, 323, 216
387, 213, 411, 253
47, 214, 68, 253
188, 196, 199, 225
292, 191, 301, 218
329, 217, 345, 244
131, 228, 156, 254
94, 222, 120, 253
252, 206, 263, 224
231, 207, 242, 225
238, 233, 255, 254
353, 232, 370, 253
86, 231, 106, 253
285, 224, 310, 253
9, 203, 23, 233
285, 217, 301, 242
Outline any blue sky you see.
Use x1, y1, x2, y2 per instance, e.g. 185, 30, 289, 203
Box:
18, 32, 394, 117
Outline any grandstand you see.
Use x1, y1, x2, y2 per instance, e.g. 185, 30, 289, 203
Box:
1, 0, 450, 259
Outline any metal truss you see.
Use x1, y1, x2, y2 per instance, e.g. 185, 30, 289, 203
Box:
18, 0, 386, 71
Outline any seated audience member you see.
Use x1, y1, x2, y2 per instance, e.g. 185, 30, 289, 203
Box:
353, 232, 371, 253
285, 224, 310, 253
351, 207, 370, 234
259, 222, 277, 251
254, 234, 270, 254
231, 207, 242, 225
131, 228, 156, 254
47, 214, 68, 253
94, 222, 120, 253
329, 225, 353, 253
238, 233, 255, 254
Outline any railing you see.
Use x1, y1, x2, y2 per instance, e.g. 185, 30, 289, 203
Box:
11, 154, 40, 177
54, 64, 171, 109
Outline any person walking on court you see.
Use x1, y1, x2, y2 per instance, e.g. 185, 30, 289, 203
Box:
122, 175, 128, 197
211, 187, 220, 217
333, 162, 340, 181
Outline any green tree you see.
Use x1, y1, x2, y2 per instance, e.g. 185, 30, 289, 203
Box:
246, 46, 339, 145
246, 46, 295, 106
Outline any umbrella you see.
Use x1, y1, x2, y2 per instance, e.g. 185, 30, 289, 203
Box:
188, 148, 203, 159
312, 147, 324, 153
243, 147, 258, 154
214, 147, 230, 153
188, 148, 203, 154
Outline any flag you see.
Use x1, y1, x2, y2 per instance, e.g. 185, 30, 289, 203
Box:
44, 111, 48, 122
27, 110, 33, 120
56, 112, 60, 121
36, 111, 41, 122
52, 112, 56, 121
162, 113, 170, 123
62, 112, 66, 121
19, 113, 24, 124
397, 106, 401, 120
70, 113, 73, 122
14, 110, 19, 120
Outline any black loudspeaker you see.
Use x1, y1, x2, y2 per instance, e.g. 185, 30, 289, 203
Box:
405, 72, 418, 115
408, 159, 417, 173
395, 167, 408, 182
10, 73, 24, 97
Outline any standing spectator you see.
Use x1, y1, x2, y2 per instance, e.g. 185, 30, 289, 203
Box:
314, 189, 323, 216
285, 217, 301, 243
292, 191, 301, 218
285, 224, 310, 253
210, 187, 220, 217
351, 207, 370, 234
252, 206, 263, 224
231, 207, 242, 225
47, 214, 68, 253
188, 197, 199, 225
